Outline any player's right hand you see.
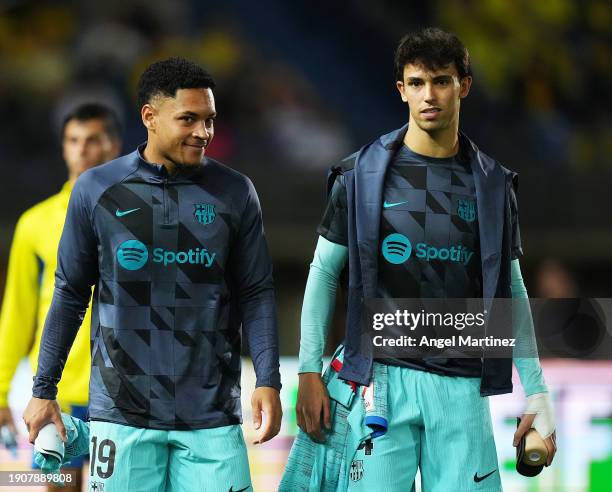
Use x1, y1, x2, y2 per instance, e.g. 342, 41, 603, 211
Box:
0, 406, 17, 435
296, 372, 330, 443
22, 397, 66, 444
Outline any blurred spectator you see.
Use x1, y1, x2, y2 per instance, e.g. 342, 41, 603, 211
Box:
251, 65, 351, 170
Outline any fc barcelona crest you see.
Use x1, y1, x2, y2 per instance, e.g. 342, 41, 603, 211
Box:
457, 199, 476, 222
349, 460, 364, 482
194, 203, 216, 225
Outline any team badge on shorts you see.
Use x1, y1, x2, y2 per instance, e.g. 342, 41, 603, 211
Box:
349, 460, 364, 482
457, 199, 476, 222
194, 203, 216, 225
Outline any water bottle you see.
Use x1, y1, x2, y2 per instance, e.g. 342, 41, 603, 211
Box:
0, 425, 18, 458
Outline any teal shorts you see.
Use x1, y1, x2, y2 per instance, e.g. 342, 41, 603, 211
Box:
88, 421, 252, 492
347, 364, 502, 492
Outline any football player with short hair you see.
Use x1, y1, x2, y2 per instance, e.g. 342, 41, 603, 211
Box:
292, 28, 556, 491
0, 102, 122, 492
23, 57, 281, 492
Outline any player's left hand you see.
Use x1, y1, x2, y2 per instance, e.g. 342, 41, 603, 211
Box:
23, 397, 66, 444
513, 392, 557, 466
251, 386, 282, 445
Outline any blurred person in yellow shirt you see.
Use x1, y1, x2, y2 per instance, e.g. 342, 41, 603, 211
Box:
0, 103, 121, 491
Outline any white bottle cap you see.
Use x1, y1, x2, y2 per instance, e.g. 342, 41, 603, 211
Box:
34, 423, 64, 462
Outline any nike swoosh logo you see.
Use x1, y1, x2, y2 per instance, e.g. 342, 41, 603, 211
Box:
473, 470, 497, 483
383, 200, 409, 208
115, 208, 140, 217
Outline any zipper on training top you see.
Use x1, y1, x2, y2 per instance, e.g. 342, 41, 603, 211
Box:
162, 178, 169, 224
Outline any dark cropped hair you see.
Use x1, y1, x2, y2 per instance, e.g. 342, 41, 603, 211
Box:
137, 57, 216, 109
394, 27, 471, 81
61, 103, 121, 140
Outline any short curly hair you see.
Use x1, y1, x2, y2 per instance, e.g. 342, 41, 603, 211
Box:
394, 27, 471, 82
137, 57, 216, 108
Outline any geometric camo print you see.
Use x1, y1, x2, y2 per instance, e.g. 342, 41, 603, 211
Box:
377, 145, 482, 300
88, 159, 259, 429
377, 146, 484, 376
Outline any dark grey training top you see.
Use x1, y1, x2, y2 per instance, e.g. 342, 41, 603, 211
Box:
34, 145, 281, 430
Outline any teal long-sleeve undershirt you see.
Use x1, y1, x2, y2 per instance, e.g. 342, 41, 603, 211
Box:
298, 236, 547, 396
298, 236, 348, 374
511, 260, 548, 396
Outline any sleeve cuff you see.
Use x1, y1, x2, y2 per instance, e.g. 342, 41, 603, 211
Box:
298, 362, 323, 374
511, 246, 524, 259
315, 227, 348, 247
524, 383, 548, 397
32, 376, 58, 400
255, 374, 282, 391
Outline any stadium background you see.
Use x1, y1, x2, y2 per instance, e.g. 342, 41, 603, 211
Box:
0, 0, 611, 490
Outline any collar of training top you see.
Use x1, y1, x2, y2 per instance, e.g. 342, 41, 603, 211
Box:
136, 142, 208, 180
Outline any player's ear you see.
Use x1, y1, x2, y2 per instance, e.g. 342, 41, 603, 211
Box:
396, 80, 408, 103
141, 103, 156, 132
459, 76, 472, 99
